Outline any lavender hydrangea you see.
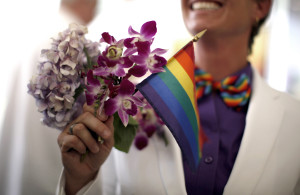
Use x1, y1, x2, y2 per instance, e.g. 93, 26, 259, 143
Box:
28, 23, 100, 130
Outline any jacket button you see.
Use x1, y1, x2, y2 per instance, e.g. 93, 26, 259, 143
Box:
204, 156, 213, 164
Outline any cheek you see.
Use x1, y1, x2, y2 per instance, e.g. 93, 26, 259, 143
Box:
225, 2, 254, 30
235, 1, 256, 24
181, 1, 189, 23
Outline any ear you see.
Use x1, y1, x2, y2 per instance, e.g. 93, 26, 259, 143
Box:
254, 0, 272, 21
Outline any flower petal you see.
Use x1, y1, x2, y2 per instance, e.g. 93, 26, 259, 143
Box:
56, 112, 65, 122
128, 65, 148, 77
93, 67, 110, 76
104, 98, 119, 116
119, 79, 135, 96
124, 37, 135, 48
97, 55, 108, 67
113, 66, 126, 77
87, 70, 100, 86
124, 100, 137, 116
153, 55, 167, 68
118, 108, 129, 127
128, 25, 139, 36
134, 131, 148, 150
140, 21, 157, 40
101, 32, 115, 44
120, 56, 134, 68
152, 48, 167, 55
85, 92, 95, 105
130, 96, 146, 107
36, 100, 48, 112
149, 67, 165, 74
124, 47, 137, 56
144, 125, 156, 137
136, 41, 151, 56
130, 55, 146, 64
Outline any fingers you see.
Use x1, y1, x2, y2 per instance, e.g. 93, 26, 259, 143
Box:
70, 123, 100, 153
83, 103, 108, 121
103, 116, 114, 146
58, 111, 114, 156
58, 123, 100, 155
60, 135, 86, 154
75, 112, 112, 140
105, 116, 114, 133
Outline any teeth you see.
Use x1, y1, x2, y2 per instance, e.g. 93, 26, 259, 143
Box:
192, 2, 221, 10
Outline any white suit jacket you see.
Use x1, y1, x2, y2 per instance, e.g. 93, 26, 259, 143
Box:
57, 68, 300, 195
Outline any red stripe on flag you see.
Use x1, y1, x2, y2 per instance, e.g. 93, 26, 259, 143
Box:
174, 42, 195, 81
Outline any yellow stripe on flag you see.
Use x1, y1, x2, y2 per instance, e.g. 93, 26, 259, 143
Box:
167, 58, 198, 120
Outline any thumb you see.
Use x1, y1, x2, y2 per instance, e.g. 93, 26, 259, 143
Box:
83, 103, 108, 122
105, 116, 114, 132
97, 108, 109, 122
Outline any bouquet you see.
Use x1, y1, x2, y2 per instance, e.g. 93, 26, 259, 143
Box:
28, 21, 168, 152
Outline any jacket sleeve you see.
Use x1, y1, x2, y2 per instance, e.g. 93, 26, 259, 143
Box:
55, 150, 117, 195
55, 168, 102, 195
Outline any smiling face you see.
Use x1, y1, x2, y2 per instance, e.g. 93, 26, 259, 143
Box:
181, 0, 258, 37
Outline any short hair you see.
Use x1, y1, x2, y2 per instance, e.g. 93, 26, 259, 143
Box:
248, 0, 271, 54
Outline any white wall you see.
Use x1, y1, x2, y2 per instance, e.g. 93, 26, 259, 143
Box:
265, 0, 300, 99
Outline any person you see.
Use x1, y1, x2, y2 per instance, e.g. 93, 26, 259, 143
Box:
0, 1, 98, 195
60, 0, 98, 26
56, 0, 300, 194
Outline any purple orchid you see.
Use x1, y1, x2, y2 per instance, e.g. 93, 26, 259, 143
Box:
134, 131, 149, 150
93, 55, 131, 77
124, 20, 157, 48
104, 79, 145, 127
85, 70, 108, 108
123, 21, 157, 56
129, 41, 167, 77
94, 32, 133, 77
132, 92, 166, 150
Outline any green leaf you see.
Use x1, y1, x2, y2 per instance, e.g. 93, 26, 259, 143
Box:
113, 113, 138, 153
74, 85, 85, 101
128, 116, 139, 125
83, 47, 93, 70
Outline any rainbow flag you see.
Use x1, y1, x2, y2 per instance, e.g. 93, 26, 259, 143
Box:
137, 31, 206, 171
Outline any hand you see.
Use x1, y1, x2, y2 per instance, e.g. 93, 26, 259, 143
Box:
57, 103, 114, 195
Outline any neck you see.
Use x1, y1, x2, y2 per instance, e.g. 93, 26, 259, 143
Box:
194, 32, 249, 81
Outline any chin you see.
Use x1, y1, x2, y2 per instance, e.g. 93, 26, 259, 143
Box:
182, 0, 226, 36
185, 21, 209, 36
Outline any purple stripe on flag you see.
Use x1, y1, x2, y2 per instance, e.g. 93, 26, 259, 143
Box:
138, 79, 198, 170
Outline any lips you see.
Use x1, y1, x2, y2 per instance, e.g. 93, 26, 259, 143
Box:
191, 1, 224, 11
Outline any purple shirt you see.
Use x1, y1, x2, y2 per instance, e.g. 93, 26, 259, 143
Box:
183, 64, 253, 195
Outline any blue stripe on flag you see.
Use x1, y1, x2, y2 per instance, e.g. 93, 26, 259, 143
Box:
147, 74, 199, 165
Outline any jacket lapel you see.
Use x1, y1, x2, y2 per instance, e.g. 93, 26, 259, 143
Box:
224, 68, 284, 194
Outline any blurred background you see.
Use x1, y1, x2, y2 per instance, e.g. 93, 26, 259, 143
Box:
0, 0, 299, 194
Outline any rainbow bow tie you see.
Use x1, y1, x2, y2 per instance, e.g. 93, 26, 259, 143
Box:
195, 69, 251, 110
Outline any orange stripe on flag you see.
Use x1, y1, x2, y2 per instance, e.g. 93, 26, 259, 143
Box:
174, 43, 194, 81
